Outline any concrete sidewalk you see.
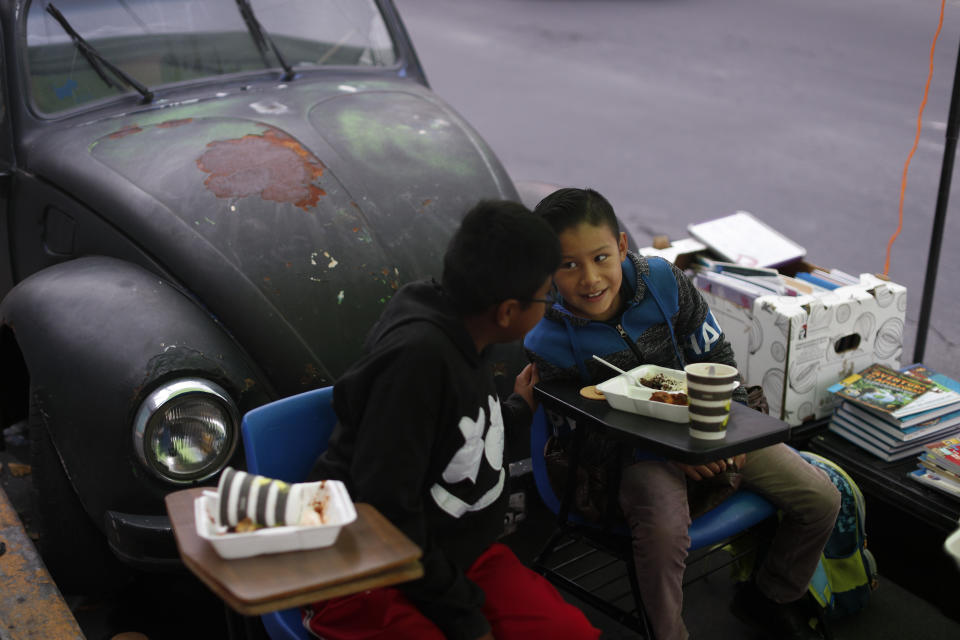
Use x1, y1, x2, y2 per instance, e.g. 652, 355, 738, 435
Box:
0, 482, 83, 640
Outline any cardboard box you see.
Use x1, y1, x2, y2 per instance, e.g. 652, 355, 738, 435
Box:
638, 237, 706, 271
698, 273, 907, 425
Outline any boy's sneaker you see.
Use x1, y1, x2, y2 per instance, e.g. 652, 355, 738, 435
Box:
730, 580, 822, 640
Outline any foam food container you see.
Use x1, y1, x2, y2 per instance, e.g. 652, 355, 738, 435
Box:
194, 479, 357, 559
596, 364, 689, 423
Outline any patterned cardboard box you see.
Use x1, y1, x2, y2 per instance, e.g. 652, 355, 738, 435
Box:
698, 274, 906, 426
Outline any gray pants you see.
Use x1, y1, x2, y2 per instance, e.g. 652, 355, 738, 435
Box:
617, 443, 841, 640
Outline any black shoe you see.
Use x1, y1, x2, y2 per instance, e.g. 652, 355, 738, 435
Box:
730, 581, 822, 640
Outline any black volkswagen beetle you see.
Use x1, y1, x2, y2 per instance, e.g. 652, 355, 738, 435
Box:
0, 0, 533, 592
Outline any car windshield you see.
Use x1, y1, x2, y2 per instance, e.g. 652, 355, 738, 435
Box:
25, 0, 398, 114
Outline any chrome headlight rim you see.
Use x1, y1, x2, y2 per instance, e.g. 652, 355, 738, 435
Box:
133, 377, 239, 485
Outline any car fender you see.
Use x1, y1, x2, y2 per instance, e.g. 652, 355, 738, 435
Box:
0, 256, 271, 529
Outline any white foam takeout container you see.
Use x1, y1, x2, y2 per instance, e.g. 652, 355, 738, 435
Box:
194, 479, 357, 559
946, 523, 960, 571
596, 364, 689, 424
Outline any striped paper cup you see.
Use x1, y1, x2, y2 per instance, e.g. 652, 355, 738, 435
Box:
216, 466, 305, 528
684, 363, 740, 439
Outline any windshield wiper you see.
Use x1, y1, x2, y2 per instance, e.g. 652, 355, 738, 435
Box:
235, 0, 295, 81
46, 3, 153, 104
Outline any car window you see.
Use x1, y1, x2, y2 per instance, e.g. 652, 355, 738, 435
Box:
25, 0, 398, 114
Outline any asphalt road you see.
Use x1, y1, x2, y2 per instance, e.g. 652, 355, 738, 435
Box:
397, 0, 960, 380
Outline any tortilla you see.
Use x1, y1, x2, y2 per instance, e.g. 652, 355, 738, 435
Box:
579, 385, 605, 400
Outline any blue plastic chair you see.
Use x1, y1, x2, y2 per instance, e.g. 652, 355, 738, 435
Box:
241, 386, 337, 640
530, 406, 776, 634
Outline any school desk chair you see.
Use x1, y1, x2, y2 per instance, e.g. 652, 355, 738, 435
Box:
529, 406, 777, 637
241, 385, 338, 640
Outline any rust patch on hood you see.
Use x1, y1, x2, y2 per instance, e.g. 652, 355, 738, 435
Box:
109, 124, 143, 139
197, 127, 327, 210
158, 118, 194, 128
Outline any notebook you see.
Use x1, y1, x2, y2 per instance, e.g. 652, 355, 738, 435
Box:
687, 211, 806, 268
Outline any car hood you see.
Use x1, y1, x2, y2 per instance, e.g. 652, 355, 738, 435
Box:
25, 78, 516, 392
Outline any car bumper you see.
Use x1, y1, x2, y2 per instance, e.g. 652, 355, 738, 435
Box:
104, 510, 184, 571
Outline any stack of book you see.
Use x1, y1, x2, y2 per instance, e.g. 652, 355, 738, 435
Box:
686, 211, 863, 309
909, 437, 960, 500
691, 256, 861, 309
827, 363, 960, 462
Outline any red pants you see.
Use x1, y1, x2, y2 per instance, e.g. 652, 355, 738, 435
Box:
303, 542, 600, 640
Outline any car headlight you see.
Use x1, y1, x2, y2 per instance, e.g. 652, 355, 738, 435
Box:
133, 378, 239, 484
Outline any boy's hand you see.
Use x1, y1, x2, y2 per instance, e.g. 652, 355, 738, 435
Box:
514, 363, 539, 412
732, 453, 747, 470
673, 459, 727, 481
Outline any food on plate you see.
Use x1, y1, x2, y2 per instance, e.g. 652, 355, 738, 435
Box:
639, 373, 684, 392
650, 391, 689, 406
300, 495, 326, 527
232, 517, 262, 534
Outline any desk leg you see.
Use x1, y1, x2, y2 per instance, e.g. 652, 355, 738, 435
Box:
556, 419, 587, 526
533, 416, 588, 569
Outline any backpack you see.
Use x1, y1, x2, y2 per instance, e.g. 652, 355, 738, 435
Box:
798, 451, 879, 619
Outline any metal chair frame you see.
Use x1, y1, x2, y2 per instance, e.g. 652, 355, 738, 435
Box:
530, 406, 777, 637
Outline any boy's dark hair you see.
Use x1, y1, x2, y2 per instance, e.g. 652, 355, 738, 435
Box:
533, 187, 620, 236
442, 200, 560, 315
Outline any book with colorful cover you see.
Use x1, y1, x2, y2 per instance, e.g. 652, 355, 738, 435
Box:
828, 415, 951, 461
828, 420, 925, 461
693, 257, 780, 278
908, 468, 960, 500
837, 364, 960, 428
693, 271, 770, 308
910, 434, 960, 499
918, 457, 960, 485
828, 364, 960, 419
923, 437, 960, 475
852, 398, 960, 428
840, 400, 960, 437
900, 363, 960, 395
795, 271, 840, 291
778, 274, 827, 296
833, 405, 960, 446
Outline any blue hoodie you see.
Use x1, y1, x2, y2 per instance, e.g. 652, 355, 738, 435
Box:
524, 252, 745, 404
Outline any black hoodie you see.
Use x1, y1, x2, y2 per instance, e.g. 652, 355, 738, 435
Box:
313, 279, 532, 640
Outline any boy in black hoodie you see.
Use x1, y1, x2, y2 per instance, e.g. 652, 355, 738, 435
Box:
305, 200, 600, 640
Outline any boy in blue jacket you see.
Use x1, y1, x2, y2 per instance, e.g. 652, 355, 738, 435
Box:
524, 188, 840, 640
307, 200, 600, 640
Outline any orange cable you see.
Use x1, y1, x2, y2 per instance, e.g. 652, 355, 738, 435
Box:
886, 0, 946, 276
